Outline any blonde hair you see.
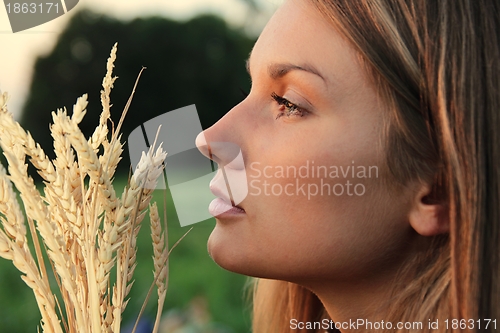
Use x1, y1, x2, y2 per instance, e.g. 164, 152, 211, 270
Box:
252, 1, 500, 332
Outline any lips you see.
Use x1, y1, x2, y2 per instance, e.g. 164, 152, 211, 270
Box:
208, 197, 245, 217
209, 174, 246, 217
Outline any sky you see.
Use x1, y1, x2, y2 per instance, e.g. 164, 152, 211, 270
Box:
0, 0, 279, 119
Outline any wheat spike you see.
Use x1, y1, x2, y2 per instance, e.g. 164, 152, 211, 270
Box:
149, 202, 168, 333
0, 44, 177, 333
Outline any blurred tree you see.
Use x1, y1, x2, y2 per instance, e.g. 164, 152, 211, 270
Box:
20, 9, 255, 175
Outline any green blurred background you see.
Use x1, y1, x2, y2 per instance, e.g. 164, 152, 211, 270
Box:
0, 2, 270, 331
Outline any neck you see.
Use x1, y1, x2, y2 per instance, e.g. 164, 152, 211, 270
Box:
300, 255, 417, 333
311, 278, 393, 332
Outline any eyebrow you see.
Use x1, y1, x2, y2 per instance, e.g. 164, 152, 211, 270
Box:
268, 62, 326, 82
246, 56, 326, 83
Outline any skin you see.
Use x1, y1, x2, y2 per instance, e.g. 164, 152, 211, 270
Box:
197, 0, 444, 328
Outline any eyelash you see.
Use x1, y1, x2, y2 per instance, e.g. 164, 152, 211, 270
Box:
271, 92, 307, 120
238, 88, 308, 120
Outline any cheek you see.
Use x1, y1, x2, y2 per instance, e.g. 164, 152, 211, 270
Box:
257, 179, 409, 276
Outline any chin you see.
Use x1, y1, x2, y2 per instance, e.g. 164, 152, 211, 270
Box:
207, 226, 244, 273
206, 226, 302, 281
207, 225, 265, 278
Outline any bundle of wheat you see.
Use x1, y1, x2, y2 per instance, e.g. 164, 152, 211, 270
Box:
0, 44, 179, 333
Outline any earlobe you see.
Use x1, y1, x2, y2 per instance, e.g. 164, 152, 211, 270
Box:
408, 184, 449, 236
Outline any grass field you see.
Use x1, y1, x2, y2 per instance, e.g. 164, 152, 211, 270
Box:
0, 175, 251, 333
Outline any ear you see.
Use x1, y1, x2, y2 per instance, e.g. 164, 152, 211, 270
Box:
408, 183, 449, 236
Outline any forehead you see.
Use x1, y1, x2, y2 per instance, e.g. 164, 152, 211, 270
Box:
249, 0, 365, 88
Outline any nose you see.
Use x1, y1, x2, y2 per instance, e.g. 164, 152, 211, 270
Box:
195, 109, 244, 169
195, 131, 214, 162
195, 131, 243, 169
195, 131, 212, 160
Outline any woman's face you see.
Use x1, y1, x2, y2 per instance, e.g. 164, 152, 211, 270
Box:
197, 0, 419, 285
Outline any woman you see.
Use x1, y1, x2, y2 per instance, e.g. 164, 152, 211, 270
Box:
196, 0, 499, 332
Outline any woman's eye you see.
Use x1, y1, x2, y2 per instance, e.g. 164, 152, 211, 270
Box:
271, 92, 308, 120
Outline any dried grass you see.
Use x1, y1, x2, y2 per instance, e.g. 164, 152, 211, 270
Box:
0, 44, 183, 333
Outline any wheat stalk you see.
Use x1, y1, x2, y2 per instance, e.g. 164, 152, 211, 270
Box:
0, 44, 182, 333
